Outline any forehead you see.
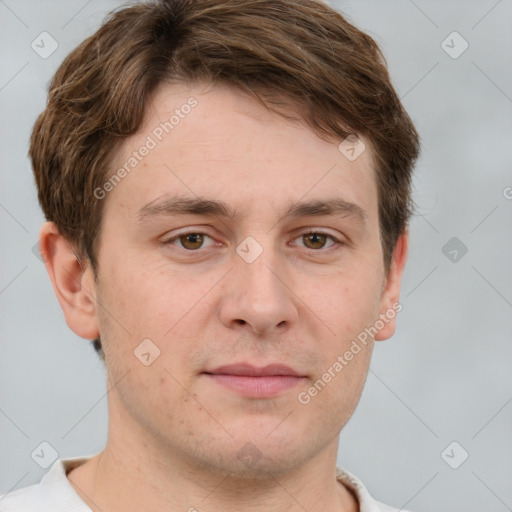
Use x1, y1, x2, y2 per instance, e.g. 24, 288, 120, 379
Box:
104, 81, 379, 223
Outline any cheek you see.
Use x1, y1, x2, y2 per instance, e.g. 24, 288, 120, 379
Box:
107, 363, 198, 444
318, 269, 383, 339
299, 269, 380, 410
97, 260, 179, 337
296, 339, 373, 440
95, 264, 206, 385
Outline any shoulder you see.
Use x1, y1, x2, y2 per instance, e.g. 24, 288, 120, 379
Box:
0, 456, 95, 512
336, 466, 414, 512
374, 500, 412, 512
0, 482, 42, 511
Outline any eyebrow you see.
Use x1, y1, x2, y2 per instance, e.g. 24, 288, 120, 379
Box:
285, 198, 367, 224
136, 196, 367, 224
137, 196, 237, 220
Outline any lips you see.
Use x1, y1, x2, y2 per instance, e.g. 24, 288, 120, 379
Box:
203, 363, 306, 398
205, 363, 303, 377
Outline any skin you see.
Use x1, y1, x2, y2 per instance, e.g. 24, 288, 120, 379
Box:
40, 81, 408, 512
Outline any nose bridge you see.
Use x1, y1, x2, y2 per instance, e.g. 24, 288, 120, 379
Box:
240, 239, 280, 299
239, 247, 280, 300
220, 237, 298, 333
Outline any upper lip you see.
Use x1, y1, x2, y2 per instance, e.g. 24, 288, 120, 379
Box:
204, 363, 303, 377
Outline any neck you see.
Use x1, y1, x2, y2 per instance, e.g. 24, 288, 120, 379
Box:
67, 397, 359, 512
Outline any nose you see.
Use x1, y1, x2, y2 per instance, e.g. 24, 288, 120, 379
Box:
219, 249, 299, 336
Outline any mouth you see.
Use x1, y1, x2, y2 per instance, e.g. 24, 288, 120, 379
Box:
202, 363, 307, 398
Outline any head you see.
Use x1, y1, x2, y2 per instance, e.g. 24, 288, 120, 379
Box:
31, 0, 419, 477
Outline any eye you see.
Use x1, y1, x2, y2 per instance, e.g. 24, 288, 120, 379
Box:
292, 231, 341, 250
164, 231, 215, 250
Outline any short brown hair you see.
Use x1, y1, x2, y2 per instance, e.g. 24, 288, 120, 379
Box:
30, 0, 420, 358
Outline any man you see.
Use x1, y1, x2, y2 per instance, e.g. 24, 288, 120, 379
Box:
1, 0, 420, 510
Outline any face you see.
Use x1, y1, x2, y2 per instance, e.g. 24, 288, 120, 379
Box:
72, 82, 406, 476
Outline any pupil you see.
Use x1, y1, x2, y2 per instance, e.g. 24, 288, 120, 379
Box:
182, 233, 203, 249
305, 233, 326, 249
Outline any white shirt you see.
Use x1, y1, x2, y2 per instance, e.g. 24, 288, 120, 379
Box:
0, 456, 410, 512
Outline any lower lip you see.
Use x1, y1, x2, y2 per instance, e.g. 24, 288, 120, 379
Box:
204, 374, 305, 398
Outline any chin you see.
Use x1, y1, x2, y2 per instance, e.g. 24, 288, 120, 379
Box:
182, 429, 320, 481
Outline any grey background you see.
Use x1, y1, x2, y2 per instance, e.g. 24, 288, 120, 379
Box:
1, 1, 511, 511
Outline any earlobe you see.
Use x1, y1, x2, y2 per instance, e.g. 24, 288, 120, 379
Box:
374, 231, 409, 341
39, 222, 100, 340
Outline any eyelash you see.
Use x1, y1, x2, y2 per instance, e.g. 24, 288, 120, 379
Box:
162, 229, 344, 252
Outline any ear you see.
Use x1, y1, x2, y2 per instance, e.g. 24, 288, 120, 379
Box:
39, 222, 100, 340
374, 231, 408, 341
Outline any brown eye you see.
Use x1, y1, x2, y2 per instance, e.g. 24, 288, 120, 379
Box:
179, 233, 204, 250
164, 231, 216, 251
302, 232, 328, 249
